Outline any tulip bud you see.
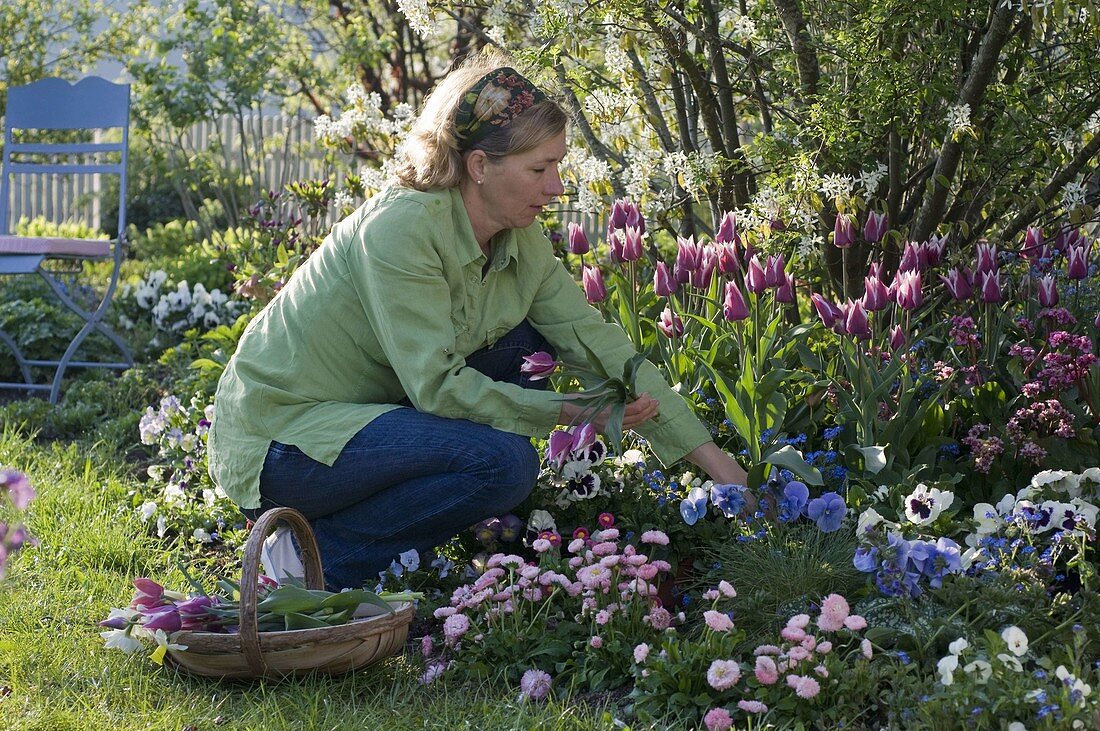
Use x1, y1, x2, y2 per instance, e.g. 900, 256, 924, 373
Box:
898, 241, 925, 273
764, 254, 786, 288
975, 243, 998, 276
547, 430, 574, 468
889, 325, 906, 352
776, 272, 796, 304
675, 236, 701, 273
867, 261, 885, 280
609, 199, 629, 230
142, 606, 183, 633
862, 275, 889, 311
1066, 245, 1089, 280
745, 255, 767, 294
1055, 225, 1083, 254
654, 261, 676, 296
1095, 311, 1100, 330
656, 306, 684, 338
940, 268, 972, 301
571, 423, 596, 453
863, 211, 888, 243
833, 214, 855, 248
723, 281, 749, 321
567, 222, 590, 255
520, 351, 559, 380
1022, 227, 1043, 260
715, 211, 739, 245
979, 270, 1004, 303
621, 226, 644, 262
844, 300, 871, 339
582, 265, 607, 303
625, 202, 645, 234
923, 234, 947, 267
607, 229, 624, 263
1037, 274, 1058, 307
895, 270, 923, 310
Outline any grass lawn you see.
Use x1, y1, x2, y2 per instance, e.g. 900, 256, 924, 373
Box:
0, 426, 629, 731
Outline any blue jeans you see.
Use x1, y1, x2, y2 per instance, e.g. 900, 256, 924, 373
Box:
250, 320, 553, 590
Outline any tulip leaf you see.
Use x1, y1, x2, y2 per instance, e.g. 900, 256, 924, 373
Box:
283, 612, 330, 630
763, 445, 824, 486
572, 325, 610, 380
321, 589, 394, 616
255, 585, 327, 614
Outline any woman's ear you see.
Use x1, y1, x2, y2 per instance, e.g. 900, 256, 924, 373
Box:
464, 150, 487, 184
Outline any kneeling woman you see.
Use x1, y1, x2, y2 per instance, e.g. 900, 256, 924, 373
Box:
208, 55, 749, 590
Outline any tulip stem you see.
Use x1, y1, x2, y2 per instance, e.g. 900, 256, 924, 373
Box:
841, 247, 849, 301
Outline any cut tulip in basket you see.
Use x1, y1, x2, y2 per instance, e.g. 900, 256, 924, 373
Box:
99, 507, 420, 678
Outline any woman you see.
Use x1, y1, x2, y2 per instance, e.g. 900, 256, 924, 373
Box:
208, 55, 749, 590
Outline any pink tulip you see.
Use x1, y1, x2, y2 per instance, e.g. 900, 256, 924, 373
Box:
898, 241, 925, 273
547, 430, 574, 467
1066, 245, 1089, 280
582, 265, 606, 303
745, 255, 767, 294
607, 229, 624, 263
716, 243, 740, 274
862, 275, 889, 311
1037, 274, 1058, 307
675, 235, 701, 274
131, 578, 167, 611
656, 306, 684, 338
895, 270, 923, 310
654, 262, 676, 296
810, 293, 842, 329
1022, 227, 1043, 260
626, 202, 645, 234
571, 423, 596, 453
691, 246, 718, 289
723, 281, 749, 321
923, 234, 947, 266
621, 226, 644, 262
979, 270, 1004, 303
940, 268, 972, 301
833, 214, 855, 248
715, 211, 739, 245
889, 325, 906, 352
975, 243, 998, 276
142, 606, 182, 633
776, 272, 796, 304
863, 211, 888, 243
609, 199, 629, 230
567, 222, 590, 255
867, 261, 885, 280
1055, 225, 1083, 254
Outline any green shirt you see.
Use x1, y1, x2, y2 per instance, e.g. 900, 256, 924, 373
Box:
208, 185, 711, 509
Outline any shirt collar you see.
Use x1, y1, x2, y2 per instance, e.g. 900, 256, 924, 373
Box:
449, 187, 520, 271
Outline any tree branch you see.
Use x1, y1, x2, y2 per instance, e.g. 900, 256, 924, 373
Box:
771, 0, 820, 101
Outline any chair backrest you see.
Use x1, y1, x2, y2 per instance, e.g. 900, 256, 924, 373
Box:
0, 77, 130, 238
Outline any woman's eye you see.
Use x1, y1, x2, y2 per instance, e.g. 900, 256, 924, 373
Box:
533, 168, 545, 174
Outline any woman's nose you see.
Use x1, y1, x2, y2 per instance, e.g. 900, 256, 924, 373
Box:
547, 169, 565, 197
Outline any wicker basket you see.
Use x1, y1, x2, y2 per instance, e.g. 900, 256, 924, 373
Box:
166, 507, 415, 679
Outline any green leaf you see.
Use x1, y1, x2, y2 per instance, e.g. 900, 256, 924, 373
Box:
763, 445, 824, 486
283, 612, 330, 630
254, 585, 328, 614
571, 324, 610, 379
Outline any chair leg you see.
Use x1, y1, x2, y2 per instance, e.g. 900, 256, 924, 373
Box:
0, 327, 35, 393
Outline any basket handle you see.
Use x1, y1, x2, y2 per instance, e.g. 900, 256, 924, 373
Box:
239, 507, 325, 676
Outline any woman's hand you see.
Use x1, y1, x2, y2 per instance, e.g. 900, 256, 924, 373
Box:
557, 392, 660, 433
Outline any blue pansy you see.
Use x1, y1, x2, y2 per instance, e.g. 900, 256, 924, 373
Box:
779, 481, 809, 523
680, 486, 709, 526
806, 491, 846, 532
710, 483, 747, 518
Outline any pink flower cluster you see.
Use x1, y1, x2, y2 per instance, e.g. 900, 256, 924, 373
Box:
962, 424, 1005, 473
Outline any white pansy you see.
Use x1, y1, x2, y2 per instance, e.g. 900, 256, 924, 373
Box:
192, 528, 211, 543
936, 654, 958, 685
1001, 625, 1028, 656
964, 659, 992, 684
138, 501, 157, 522
1031, 469, 1080, 495
1006, 723, 1026, 731
997, 653, 1024, 672
399, 549, 420, 572
972, 501, 1002, 534
904, 484, 954, 525
948, 637, 969, 656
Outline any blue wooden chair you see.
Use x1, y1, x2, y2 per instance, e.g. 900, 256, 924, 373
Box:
0, 77, 133, 403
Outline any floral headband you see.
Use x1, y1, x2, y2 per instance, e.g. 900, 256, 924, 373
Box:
453, 67, 547, 151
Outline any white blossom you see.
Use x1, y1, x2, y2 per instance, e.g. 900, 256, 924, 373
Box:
945, 103, 972, 132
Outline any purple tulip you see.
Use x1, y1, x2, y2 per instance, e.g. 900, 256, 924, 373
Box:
1022, 226, 1043, 260
675, 235, 701, 276
654, 261, 676, 296
607, 229, 624, 263
979, 270, 1003, 303
691, 246, 718, 289
546, 430, 574, 468
625, 202, 645, 234
889, 325, 906, 352
1037, 274, 1058, 307
863, 211, 888, 243
862, 275, 889, 311
716, 243, 740, 274
142, 606, 182, 633
975, 243, 998, 276
621, 226, 644, 262
571, 423, 596, 454
582, 265, 606, 303
745, 255, 767, 294
844, 299, 871, 339
776, 272, 796, 304
656, 306, 684, 338
898, 241, 925, 273
833, 214, 855, 248
723, 281, 749, 321
867, 261, 885, 280
98, 615, 132, 631
566, 222, 590, 255
520, 351, 559, 380
764, 254, 786, 288
609, 199, 629, 230
715, 211, 739, 245
940, 268, 972, 301
811, 293, 841, 329
177, 595, 217, 631
131, 578, 167, 611
895, 270, 923, 310
1066, 245, 1089, 280
923, 234, 947, 266
1055, 225, 1083, 254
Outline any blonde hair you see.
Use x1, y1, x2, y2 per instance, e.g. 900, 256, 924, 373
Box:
394, 54, 568, 191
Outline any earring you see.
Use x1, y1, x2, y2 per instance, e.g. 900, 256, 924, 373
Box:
476, 179, 483, 185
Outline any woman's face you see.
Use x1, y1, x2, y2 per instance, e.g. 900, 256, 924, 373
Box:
478, 132, 567, 234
